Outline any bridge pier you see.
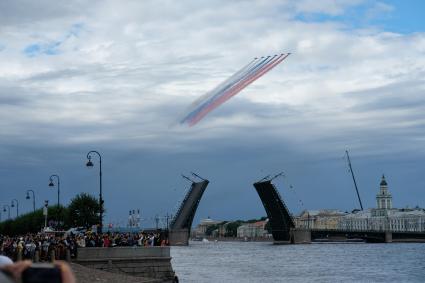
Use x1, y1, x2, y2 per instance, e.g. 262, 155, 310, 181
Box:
385, 232, 392, 243
290, 229, 311, 244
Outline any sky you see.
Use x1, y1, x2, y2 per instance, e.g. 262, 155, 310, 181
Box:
1, 0, 425, 228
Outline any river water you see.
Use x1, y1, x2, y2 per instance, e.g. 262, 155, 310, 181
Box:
171, 241, 425, 282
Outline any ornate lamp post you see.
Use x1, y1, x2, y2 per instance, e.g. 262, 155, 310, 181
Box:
26, 190, 36, 212
86, 150, 103, 234
11, 199, 19, 217
3, 205, 10, 219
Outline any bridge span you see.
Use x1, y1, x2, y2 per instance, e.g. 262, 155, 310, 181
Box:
311, 229, 425, 243
168, 178, 209, 246
253, 179, 310, 244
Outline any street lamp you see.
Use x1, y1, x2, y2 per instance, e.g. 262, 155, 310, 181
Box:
11, 199, 19, 217
26, 190, 36, 212
48, 175, 60, 207
86, 150, 103, 234
49, 175, 61, 229
3, 205, 10, 219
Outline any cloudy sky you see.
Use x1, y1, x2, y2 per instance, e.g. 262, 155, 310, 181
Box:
1, 0, 424, 227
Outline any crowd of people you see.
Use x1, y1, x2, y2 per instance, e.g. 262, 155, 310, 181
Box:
0, 230, 168, 262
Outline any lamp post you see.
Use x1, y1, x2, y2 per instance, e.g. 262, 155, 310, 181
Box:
11, 199, 19, 217
26, 190, 36, 212
3, 205, 10, 219
86, 150, 103, 234
43, 200, 49, 229
49, 175, 61, 229
48, 175, 60, 208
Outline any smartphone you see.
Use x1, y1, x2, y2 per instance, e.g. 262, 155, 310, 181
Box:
22, 263, 62, 283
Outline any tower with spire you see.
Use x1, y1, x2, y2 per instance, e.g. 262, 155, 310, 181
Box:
372, 175, 393, 216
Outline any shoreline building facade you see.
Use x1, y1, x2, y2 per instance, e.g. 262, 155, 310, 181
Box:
236, 220, 270, 239
191, 217, 222, 238
295, 209, 347, 229
338, 175, 425, 232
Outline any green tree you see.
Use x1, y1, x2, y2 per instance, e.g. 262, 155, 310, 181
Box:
66, 193, 101, 228
205, 224, 219, 236
225, 221, 243, 237
0, 205, 66, 235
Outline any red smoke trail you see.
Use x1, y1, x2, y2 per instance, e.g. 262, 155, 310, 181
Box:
188, 54, 289, 126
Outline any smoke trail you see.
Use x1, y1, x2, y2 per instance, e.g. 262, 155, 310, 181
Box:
188, 54, 289, 126
182, 56, 272, 124
180, 53, 290, 126
180, 57, 260, 124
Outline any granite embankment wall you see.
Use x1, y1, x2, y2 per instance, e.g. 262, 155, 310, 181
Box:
169, 229, 189, 246
73, 247, 175, 281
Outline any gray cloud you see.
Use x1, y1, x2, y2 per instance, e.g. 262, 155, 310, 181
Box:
0, 0, 91, 26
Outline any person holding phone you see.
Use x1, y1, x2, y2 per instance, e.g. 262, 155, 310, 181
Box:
0, 259, 76, 283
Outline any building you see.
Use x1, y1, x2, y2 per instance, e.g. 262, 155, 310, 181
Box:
339, 175, 425, 232
372, 175, 393, 216
295, 209, 347, 229
192, 217, 222, 238
236, 220, 269, 238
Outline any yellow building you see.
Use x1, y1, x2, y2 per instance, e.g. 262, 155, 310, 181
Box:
296, 210, 347, 229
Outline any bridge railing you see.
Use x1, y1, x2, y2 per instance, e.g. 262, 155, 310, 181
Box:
170, 184, 193, 228
295, 216, 425, 233
271, 183, 295, 227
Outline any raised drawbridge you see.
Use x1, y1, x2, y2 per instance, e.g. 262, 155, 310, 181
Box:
253, 177, 296, 243
168, 173, 209, 246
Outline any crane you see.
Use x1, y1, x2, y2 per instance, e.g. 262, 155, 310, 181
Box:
346, 150, 364, 210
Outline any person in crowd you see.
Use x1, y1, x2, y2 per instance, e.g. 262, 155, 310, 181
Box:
0, 230, 169, 262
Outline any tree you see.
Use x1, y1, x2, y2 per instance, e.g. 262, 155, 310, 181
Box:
225, 221, 243, 237
0, 206, 65, 235
205, 224, 219, 236
66, 193, 101, 228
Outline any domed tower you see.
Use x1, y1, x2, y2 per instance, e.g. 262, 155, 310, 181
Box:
374, 175, 392, 216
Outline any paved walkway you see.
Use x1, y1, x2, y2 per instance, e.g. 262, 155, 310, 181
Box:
70, 263, 163, 283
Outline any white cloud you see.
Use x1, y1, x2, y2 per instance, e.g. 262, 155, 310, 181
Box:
295, 0, 365, 16
0, 0, 424, 157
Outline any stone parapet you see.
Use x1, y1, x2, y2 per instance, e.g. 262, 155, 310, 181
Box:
74, 247, 175, 282
169, 229, 189, 246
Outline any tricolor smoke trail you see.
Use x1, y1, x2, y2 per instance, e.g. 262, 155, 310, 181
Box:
180, 53, 290, 126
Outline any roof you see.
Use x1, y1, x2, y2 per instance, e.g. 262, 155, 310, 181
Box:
343, 209, 372, 219
389, 209, 425, 217
199, 218, 221, 225
380, 174, 388, 186
343, 208, 425, 219
298, 209, 347, 217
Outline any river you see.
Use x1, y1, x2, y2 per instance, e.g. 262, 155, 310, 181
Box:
171, 241, 425, 282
